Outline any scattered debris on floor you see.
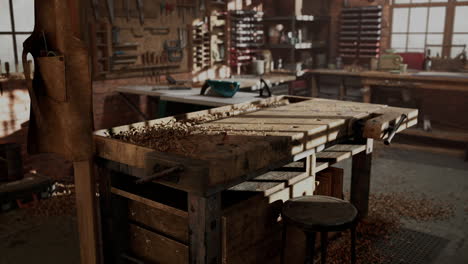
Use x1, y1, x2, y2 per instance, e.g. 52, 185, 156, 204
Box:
25, 183, 76, 218
326, 192, 455, 264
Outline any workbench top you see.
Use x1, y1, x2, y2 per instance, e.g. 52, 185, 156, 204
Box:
306, 69, 468, 83
115, 86, 261, 107
94, 96, 417, 194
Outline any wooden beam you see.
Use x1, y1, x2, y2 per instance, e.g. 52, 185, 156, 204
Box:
74, 160, 99, 264
350, 139, 373, 218
188, 193, 222, 264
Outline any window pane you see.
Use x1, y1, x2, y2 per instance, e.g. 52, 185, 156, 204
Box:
426, 34, 443, 45
394, 0, 410, 4
427, 7, 445, 33
393, 8, 409, 33
12, 0, 35, 32
0, 35, 15, 73
412, 0, 430, 3
408, 34, 426, 49
392, 34, 407, 48
452, 34, 468, 45
0, 0, 12, 31
428, 46, 442, 56
16, 34, 32, 72
430, 0, 448, 2
409, 8, 428, 33
451, 47, 465, 58
454, 6, 468, 33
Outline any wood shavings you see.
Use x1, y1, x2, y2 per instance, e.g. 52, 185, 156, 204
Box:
324, 192, 455, 264
111, 99, 290, 152
26, 182, 76, 218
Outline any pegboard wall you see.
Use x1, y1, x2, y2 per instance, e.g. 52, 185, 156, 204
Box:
89, 0, 199, 79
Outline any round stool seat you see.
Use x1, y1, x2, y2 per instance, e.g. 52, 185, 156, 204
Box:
282, 195, 358, 232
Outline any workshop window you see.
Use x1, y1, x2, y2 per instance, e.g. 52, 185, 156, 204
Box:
0, 0, 34, 73
390, 0, 468, 58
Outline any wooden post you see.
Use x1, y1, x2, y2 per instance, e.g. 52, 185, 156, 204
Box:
310, 74, 319, 97
74, 160, 99, 264
350, 139, 373, 218
362, 84, 372, 103
188, 193, 222, 264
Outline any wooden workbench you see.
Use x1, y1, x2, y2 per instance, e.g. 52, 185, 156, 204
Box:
94, 96, 417, 263
116, 73, 297, 119
306, 69, 468, 102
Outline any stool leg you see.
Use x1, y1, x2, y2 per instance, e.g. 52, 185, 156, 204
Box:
281, 224, 288, 264
321, 232, 328, 264
351, 226, 357, 264
305, 232, 316, 264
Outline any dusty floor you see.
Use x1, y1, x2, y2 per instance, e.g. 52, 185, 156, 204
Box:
0, 143, 467, 264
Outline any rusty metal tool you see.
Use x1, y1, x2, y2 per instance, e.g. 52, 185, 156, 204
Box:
124, 0, 130, 21
105, 0, 114, 25
91, 0, 100, 20
384, 114, 408, 145
136, 0, 144, 25
144, 27, 170, 35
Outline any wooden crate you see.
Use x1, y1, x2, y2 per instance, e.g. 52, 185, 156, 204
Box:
111, 185, 283, 264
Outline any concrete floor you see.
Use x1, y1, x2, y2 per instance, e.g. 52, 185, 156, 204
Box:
0, 144, 467, 264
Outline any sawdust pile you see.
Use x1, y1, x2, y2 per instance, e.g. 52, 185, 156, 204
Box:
325, 192, 455, 264
26, 183, 76, 218
111, 99, 289, 152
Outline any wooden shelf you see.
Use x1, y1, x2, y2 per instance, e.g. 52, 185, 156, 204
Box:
263, 15, 329, 22
268, 42, 326, 49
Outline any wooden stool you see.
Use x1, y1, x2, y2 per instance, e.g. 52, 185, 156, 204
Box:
281, 195, 358, 264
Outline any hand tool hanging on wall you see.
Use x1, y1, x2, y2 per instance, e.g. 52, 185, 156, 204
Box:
136, 0, 144, 25
91, 0, 100, 20
144, 27, 170, 35
124, 0, 130, 21
106, 0, 115, 25
164, 40, 183, 63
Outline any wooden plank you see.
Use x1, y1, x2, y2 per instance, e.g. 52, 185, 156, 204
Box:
316, 151, 352, 163
251, 171, 308, 186
111, 187, 187, 217
200, 123, 327, 136
324, 144, 366, 155
268, 187, 291, 203
73, 161, 99, 264
188, 193, 222, 264
212, 117, 346, 127
350, 139, 373, 218
291, 176, 315, 198
315, 162, 329, 173
129, 224, 188, 264
229, 181, 286, 196
222, 194, 283, 263
364, 107, 419, 139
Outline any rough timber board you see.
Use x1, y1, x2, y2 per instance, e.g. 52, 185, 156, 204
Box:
94, 96, 417, 193
251, 171, 309, 186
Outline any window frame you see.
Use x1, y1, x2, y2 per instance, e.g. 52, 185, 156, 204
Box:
0, 0, 34, 72
390, 0, 468, 57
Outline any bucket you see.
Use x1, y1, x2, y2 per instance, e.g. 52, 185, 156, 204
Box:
0, 143, 24, 182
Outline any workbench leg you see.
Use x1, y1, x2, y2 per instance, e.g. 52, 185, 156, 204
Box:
188, 193, 222, 264
362, 85, 372, 103
74, 160, 99, 264
310, 75, 319, 98
350, 139, 373, 218
158, 100, 168, 118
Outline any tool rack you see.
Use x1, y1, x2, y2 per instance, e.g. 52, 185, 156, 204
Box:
339, 6, 383, 62
94, 96, 417, 264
